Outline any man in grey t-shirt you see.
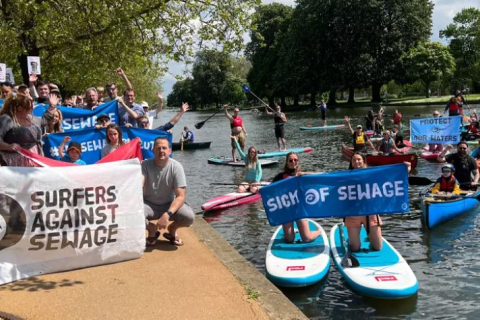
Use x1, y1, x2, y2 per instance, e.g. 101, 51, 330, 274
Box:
142, 137, 194, 246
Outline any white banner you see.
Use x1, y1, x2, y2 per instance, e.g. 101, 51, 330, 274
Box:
6, 68, 14, 84
0, 159, 145, 285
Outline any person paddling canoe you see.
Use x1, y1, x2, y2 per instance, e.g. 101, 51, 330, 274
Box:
345, 116, 376, 152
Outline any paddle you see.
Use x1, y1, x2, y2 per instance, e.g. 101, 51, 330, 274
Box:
194, 111, 220, 129
339, 223, 359, 268
211, 182, 270, 186
242, 84, 282, 117
408, 176, 434, 186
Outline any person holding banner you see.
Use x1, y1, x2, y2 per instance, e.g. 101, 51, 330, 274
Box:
58, 136, 86, 165
437, 141, 479, 190
136, 102, 189, 131
102, 124, 124, 158
427, 110, 444, 153
231, 135, 262, 193
83, 87, 100, 110
271, 152, 322, 243
116, 90, 144, 127
345, 116, 376, 152
143, 137, 194, 247
95, 114, 111, 129
0, 94, 43, 166
42, 108, 63, 135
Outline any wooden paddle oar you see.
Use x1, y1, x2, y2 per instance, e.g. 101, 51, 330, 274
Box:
339, 223, 359, 268
194, 111, 220, 129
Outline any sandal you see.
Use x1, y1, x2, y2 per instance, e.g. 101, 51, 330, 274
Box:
146, 231, 160, 247
163, 232, 184, 246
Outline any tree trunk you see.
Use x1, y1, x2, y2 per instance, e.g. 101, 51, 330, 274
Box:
347, 86, 355, 103
293, 95, 299, 107
281, 96, 287, 108
310, 91, 317, 107
328, 89, 336, 105
425, 82, 430, 98
268, 96, 274, 109
371, 83, 382, 102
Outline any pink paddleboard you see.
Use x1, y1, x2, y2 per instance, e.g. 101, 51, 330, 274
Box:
201, 192, 254, 211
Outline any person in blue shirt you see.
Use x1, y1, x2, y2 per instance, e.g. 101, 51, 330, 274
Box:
181, 126, 194, 143
59, 136, 87, 165
231, 135, 262, 193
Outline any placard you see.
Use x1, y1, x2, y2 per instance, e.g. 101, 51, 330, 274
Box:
27, 56, 41, 74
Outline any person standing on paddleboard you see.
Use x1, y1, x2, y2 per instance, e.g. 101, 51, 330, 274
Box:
437, 141, 479, 190
345, 116, 376, 152
231, 135, 262, 193
271, 152, 322, 243
265, 104, 287, 151
318, 98, 327, 126
224, 105, 248, 162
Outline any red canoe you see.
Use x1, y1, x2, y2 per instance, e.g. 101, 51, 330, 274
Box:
341, 144, 418, 168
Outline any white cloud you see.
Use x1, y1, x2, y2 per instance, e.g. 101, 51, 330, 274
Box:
163, 0, 480, 97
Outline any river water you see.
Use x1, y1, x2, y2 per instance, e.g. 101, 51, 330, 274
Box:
154, 105, 480, 319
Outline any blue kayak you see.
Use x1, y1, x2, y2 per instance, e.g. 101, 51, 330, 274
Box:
299, 124, 346, 130
257, 147, 313, 159
329, 223, 418, 299
266, 220, 330, 287
420, 186, 480, 229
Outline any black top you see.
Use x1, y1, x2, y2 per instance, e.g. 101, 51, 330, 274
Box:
445, 153, 478, 185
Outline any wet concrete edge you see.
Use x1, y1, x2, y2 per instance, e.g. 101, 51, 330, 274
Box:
192, 217, 308, 320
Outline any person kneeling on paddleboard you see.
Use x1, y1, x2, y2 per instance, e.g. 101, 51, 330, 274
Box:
231, 135, 262, 194
345, 116, 376, 152
271, 152, 322, 243
431, 163, 461, 197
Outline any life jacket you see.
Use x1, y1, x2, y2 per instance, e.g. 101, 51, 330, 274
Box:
380, 138, 393, 153
393, 113, 402, 124
440, 175, 456, 192
449, 102, 460, 114
354, 132, 365, 146
231, 115, 243, 129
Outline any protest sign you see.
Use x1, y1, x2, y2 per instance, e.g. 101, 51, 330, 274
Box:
0, 159, 145, 285
410, 116, 461, 144
0, 63, 6, 82
27, 56, 41, 74
259, 164, 410, 226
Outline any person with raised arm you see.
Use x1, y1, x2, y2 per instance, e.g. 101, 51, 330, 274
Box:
437, 141, 479, 190
104, 68, 134, 102
345, 116, 376, 152
224, 105, 247, 162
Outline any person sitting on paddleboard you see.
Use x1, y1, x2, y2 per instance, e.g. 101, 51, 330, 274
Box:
431, 163, 461, 197
377, 130, 403, 155
271, 152, 322, 243
230, 135, 262, 193
391, 125, 406, 148
437, 141, 479, 190
345, 116, 376, 152
225, 105, 247, 162
58, 136, 86, 165
181, 126, 194, 143
265, 104, 287, 151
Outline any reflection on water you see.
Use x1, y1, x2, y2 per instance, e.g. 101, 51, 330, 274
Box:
156, 105, 480, 319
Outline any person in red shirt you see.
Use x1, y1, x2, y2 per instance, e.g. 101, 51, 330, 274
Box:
224, 105, 248, 162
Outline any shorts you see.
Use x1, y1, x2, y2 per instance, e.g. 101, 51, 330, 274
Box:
231, 131, 246, 149
344, 215, 382, 228
274, 125, 285, 139
321, 110, 326, 120
143, 200, 195, 228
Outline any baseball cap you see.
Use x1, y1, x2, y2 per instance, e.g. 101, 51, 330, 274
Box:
97, 114, 110, 121
67, 141, 82, 154
49, 84, 61, 94
356, 125, 362, 129
141, 101, 149, 109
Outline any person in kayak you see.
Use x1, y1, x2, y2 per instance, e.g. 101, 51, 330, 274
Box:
231, 135, 262, 193
272, 152, 321, 243
345, 116, 376, 152
265, 104, 287, 151
225, 105, 247, 162
377, 130, 403, 155
431, 163, 461, 196
181, 126, 194, 143
345, 153, 411, 251
437, 141, 479, 190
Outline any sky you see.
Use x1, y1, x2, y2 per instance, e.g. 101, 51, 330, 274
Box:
162, 0, 480, 97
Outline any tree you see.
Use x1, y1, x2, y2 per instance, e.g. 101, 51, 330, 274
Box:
167, 78, 198, 109
440, 8, 480, 91
0, 0, 259, 99
400, 42, 455, 97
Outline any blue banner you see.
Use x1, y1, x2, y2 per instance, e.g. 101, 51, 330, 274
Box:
410, 116, 461, 144
33, 100, 120, 132
42, 127, 171, 164
259, 164, 410, 226
0, 99, 3, 108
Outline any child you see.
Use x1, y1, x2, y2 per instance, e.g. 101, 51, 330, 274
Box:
59, 136, 86, 165
431, 163, 461, 197
102, 124, 124, 158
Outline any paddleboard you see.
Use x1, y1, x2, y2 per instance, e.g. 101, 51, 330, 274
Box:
266, 220, 330, 287
201, 192, 261, 211
329, 223, 418, 299
208, 157, 278, 167
257, 147, 313, 159
299, 125, 346, 130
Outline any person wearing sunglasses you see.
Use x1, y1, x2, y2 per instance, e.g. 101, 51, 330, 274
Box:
431, 163, 461, 197
230, 135, 262, 193
104, 68, 133, 102
437, 141, 479, 190
376, 130, 403, 155
95, 114, 111, 129
135, 102, 189, 130
271, 152, 321, 243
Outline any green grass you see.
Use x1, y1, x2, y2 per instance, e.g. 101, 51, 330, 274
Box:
245, 285, 260, 300
390, 94, 480, 104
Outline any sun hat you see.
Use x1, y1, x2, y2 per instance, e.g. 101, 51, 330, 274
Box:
141, 101, 149, 109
